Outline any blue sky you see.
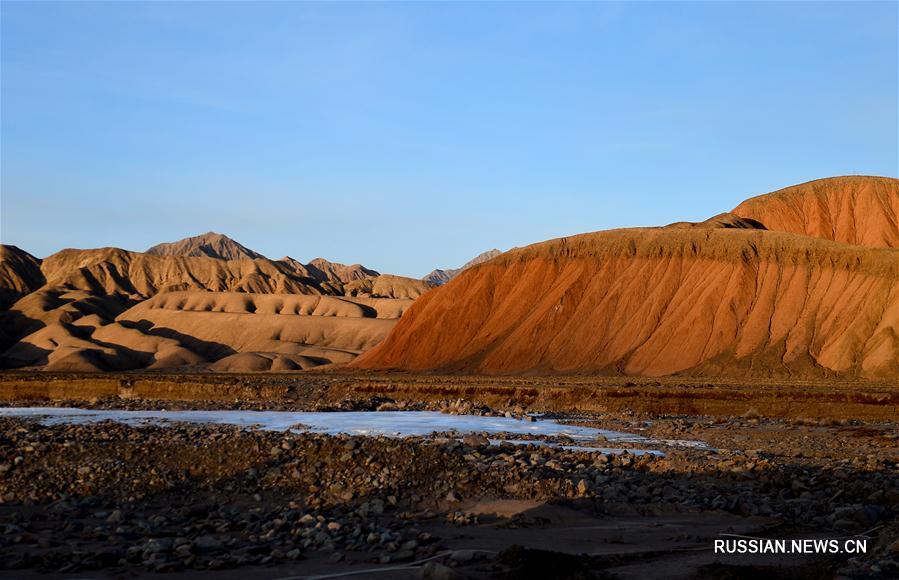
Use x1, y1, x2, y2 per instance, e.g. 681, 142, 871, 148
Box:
2, 1, 896, 277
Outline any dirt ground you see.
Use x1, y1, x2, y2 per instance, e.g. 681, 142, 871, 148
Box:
0, 371, 896, 579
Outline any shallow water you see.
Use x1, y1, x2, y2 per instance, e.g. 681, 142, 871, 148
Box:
0, 407, 705, 454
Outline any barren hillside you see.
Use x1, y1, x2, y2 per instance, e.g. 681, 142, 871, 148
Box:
355, 177, 899, 379
0, 239, 431, 371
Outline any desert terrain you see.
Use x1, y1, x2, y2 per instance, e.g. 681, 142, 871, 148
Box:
0, 233, 432, 373
0, 176, 897, 579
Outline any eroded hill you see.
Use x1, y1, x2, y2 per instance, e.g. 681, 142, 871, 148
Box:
354, 176, 899, 379
0, 237, 432, 372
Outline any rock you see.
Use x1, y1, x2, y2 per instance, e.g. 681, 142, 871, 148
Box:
193, 535, 223, 552
462, 434, 488, 447
883, 539, 899, 556
450, 549, 478, 563
370, 499, 385, 515
419, 561, 466, 580
576, 479, 589, 496
145, 538, 173, 553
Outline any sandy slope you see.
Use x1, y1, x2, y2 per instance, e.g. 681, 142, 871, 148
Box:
355, 177, 899, 379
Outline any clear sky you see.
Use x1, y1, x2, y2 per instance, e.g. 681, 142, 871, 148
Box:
1, 1, 896, 277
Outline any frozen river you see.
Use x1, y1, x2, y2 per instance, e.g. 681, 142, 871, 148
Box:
0, 408, 709, 455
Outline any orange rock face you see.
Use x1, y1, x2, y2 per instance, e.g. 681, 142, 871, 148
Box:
733, 176, 899, 248
354, 177, 899, 379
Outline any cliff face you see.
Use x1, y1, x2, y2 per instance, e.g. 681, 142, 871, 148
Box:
354, 177, 899, 379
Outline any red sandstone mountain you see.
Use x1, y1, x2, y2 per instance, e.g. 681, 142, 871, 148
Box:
354, 176, 899, 379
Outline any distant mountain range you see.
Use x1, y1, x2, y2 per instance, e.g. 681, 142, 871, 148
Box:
0, 233, 436, 372
423, 249, 503, 285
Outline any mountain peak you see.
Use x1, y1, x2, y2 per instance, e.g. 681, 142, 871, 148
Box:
146, 233, 265, 261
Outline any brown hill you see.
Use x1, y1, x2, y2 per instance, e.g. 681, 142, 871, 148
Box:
145, 232, 384, 286
343, 274, 433, 300
2, 291, 413, 372
732, 176, 899, 248
1, 243, 431, 371
0, 245, 44, 310
305, 257, 379, 284
39, 247, 328, 298
146, 232, 265, 260
355, 178, 899, 379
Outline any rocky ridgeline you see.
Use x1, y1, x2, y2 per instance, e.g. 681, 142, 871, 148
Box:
0, 418, 896, 576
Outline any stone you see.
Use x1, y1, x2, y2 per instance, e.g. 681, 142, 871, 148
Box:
419, 561, 466, 580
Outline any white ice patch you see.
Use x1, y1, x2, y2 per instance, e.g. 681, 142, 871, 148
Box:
0, 408, 706, 453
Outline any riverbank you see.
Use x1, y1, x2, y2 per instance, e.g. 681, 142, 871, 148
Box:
1, 371, 897, 420
0, 405, 897, 578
